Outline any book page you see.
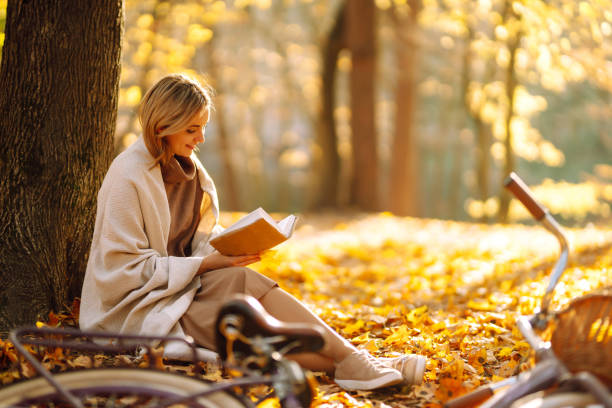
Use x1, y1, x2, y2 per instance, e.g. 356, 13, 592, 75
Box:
258, 208, 281, 231
277, 214, 297, 237
221, 207, 268, 235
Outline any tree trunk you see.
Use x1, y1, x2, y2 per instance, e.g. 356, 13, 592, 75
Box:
314, 5, 344, 209
0, 0, 123, 331
388, 0, 421, 216
462, 25, 494, 222
204, 37, 241, 211
498, 5, 522, 222
345, 0, 379, 211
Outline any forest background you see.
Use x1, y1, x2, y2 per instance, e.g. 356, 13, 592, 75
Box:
1, 0, 609, 225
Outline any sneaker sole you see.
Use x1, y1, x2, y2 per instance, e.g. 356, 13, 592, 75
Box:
335, 371, 403, 391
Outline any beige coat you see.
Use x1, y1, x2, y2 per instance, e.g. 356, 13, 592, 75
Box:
80, 137, 222, 360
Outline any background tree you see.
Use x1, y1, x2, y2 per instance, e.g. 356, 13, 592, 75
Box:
34, 0, 607, 225
314, 4, 344, 209
388, 0, 422, 216
345, 0, 379, 211
461, 10, 496, 223
0, 0, 123, 331
498, 0, 523, 221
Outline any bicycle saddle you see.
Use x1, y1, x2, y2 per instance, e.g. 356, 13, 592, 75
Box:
215, 294, 325, 364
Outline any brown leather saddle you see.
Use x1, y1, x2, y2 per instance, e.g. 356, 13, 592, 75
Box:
215, 295, 325, 370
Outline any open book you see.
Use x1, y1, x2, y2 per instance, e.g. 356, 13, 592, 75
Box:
209, 207, 298, 256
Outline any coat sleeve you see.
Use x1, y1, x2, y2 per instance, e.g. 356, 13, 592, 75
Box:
81, 166, 202, 334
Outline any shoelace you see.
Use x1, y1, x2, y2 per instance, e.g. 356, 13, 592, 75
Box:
358, 350, 394, 369
392, 356, 409, 374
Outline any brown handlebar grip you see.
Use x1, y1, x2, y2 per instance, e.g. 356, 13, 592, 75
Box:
443, 387, 494, 408
503, 172, 547, 221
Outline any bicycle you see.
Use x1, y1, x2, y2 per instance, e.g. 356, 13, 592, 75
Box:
0, 294, 326, 408
445, 172, 612, 408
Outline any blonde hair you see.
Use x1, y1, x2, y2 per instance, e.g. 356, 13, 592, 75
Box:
139, 73, 213, 165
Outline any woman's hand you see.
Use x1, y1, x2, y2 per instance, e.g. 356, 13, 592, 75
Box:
198, 251, 262, 274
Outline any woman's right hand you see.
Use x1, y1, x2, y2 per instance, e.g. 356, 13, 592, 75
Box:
198, 251, 262, 274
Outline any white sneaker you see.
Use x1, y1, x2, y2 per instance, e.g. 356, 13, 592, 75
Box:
379, 354, 427, 385
334, 350, 404, 391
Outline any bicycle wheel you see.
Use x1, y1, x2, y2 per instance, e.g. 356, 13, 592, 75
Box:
0, 368, 250, 407
510, 391, 598, 408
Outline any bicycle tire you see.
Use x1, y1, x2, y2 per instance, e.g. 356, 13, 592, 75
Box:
510, 391, 598, 408
0, 368, 250, 407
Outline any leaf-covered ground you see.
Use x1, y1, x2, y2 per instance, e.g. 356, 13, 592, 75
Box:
1, 212, 611, 407
251, 212, 612, 407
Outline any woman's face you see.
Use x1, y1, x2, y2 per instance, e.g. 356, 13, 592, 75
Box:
165, 108, 210, 157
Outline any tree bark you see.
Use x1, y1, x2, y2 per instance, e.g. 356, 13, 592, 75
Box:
345, 0, 379, 210
388, 0, 421, 216
0, 0, 123, 331
314, 5, 344, 209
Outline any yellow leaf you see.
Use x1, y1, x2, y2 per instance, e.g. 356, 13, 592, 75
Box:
467, 300, 495, 311
343, 319, 365, 336
257, 397, 280, 408
69, 355, 93, 369
497, 347, 513, 358
485, 323, 506, 334
406, 305, 428, 324
383, 326, 411, 346
364, 340, 378, 353
430, 321, 447, 332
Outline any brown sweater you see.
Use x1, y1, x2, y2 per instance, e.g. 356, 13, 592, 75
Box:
161, 155, 204, 256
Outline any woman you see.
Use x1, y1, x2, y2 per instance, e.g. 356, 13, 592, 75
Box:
80, 73, 426, 391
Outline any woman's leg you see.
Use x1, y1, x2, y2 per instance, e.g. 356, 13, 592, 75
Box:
182, 268, 411, 389
258, 287, 411, 390
259, 287, 357, 372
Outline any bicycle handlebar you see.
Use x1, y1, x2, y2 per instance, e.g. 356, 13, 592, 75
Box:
503, 172, 570, 328
503, 172, 547, 220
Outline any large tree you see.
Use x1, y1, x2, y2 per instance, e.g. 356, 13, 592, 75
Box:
498, 0, 522, 222
0, 1, 123, 332
345, 0, 379, 211
388, 0, 422, 216
314, 4, 344, 209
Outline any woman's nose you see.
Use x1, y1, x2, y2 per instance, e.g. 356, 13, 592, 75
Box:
195, 129, 205, 143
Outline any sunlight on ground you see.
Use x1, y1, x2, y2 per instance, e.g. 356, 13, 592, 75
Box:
250, 213, 612, 407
